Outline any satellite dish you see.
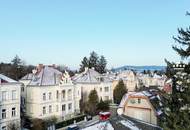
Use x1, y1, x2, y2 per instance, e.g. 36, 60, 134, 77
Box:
117, 108, 123, 115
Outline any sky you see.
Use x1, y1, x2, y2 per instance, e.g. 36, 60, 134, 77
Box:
0, 0, 189, 69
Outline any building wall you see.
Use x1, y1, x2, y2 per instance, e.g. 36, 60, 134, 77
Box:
123, 97, 157, 125
112, 71, 138, 92
140, 76, 165, 88
0, 83, 21, 130
112, 80, 137, 92
23, 84, 78, 120
77, 82, 113, 102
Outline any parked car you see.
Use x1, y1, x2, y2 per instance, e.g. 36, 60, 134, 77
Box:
67, 124, 80, 130
99, 112, 111, 121
86, 115, 92, 121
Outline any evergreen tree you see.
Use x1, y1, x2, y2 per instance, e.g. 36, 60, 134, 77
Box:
11, 55, 23, 80
88, 89, 99, 115
11, 55, 22, 67
79, 57, 89, 72
97, 98, 110, 112
97, 55, 107, 74
163, 14, 190, 130
113, 80, 128, 104
88, 51, 99, 70
79, 51, 107, 74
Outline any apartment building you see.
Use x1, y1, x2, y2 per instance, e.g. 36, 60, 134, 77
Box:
0, 74, 21, 130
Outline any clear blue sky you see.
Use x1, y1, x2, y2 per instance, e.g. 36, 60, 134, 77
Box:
0, 0, 189, 69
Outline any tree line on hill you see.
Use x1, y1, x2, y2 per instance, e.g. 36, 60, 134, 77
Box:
0, 55, 35, 80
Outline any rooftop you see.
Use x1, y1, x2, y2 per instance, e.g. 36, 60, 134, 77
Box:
82, 115, 163, 130
119, 90, 164, 117
72, 67, 112, 84
0, 74, 18, 84
28, 66, 62, 86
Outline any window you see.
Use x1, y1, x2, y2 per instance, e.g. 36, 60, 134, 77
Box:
68, 103, 72, 110
62, 104, 66, 111
104, 96, 109, 101
2, 126, 6, 130
138, 98, 141, 104
2, 109, 6, 119
56, 105, 59, 112
12, 108, 16, 117
49, 92, 52, 100
62, 90, 66, 100
2, 91, 7, 101
43, 107, 46, 115
100, 87, 102, 92
66, 78, 68, 83
68, 89, 72, 100
21, 87, 24, 92
56, 91, 59, 99
130, 99, 136, 104
12, 90, 16, 100
43, 93, 46, 101
49, 105, 52, 113
104, 87, 109, 92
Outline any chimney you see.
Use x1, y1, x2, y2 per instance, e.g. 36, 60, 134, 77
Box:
32, 69, 37, 74
52, 64, 56, 68
84, 67, 88, 73
37, 64, 44, 72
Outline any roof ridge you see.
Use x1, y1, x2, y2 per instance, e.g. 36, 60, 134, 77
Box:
40, 67, 45, 86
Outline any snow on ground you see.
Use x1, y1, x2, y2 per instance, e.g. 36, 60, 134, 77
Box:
82, 122, 114, 130
119, 120, 141, 130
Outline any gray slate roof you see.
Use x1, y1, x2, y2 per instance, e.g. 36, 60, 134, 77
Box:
21, 73, 34, 80
72, 68, 101, 84
28, 66, 62, 86
72, 68, 112, 84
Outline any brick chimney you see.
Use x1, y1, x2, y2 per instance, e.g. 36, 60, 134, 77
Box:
37, 64, 44, 72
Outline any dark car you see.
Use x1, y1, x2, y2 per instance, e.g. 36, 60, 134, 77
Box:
86, 115, 92, 121
67, 124, 80, 130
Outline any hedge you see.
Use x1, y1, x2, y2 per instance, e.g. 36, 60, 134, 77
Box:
55, 115, 86, 129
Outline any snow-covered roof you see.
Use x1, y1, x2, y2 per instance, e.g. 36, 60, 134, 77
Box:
82, 121, 114, 130
72, 68, 111, 84
153, 74, 162, 79
119, 120, 140, 130
81, 115, 163, 130
0, 74, 18, 84
110, 115, 163, 130
28, 66, 62, 86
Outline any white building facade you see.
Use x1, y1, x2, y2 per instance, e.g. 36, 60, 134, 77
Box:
0, 74, 21, 130
72, 68, 113, 102
20, 65, 81, 120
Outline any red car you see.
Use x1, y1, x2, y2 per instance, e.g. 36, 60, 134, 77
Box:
99, 112, 111, 121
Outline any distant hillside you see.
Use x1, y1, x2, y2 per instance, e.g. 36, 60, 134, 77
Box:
112, 65, 166, 72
